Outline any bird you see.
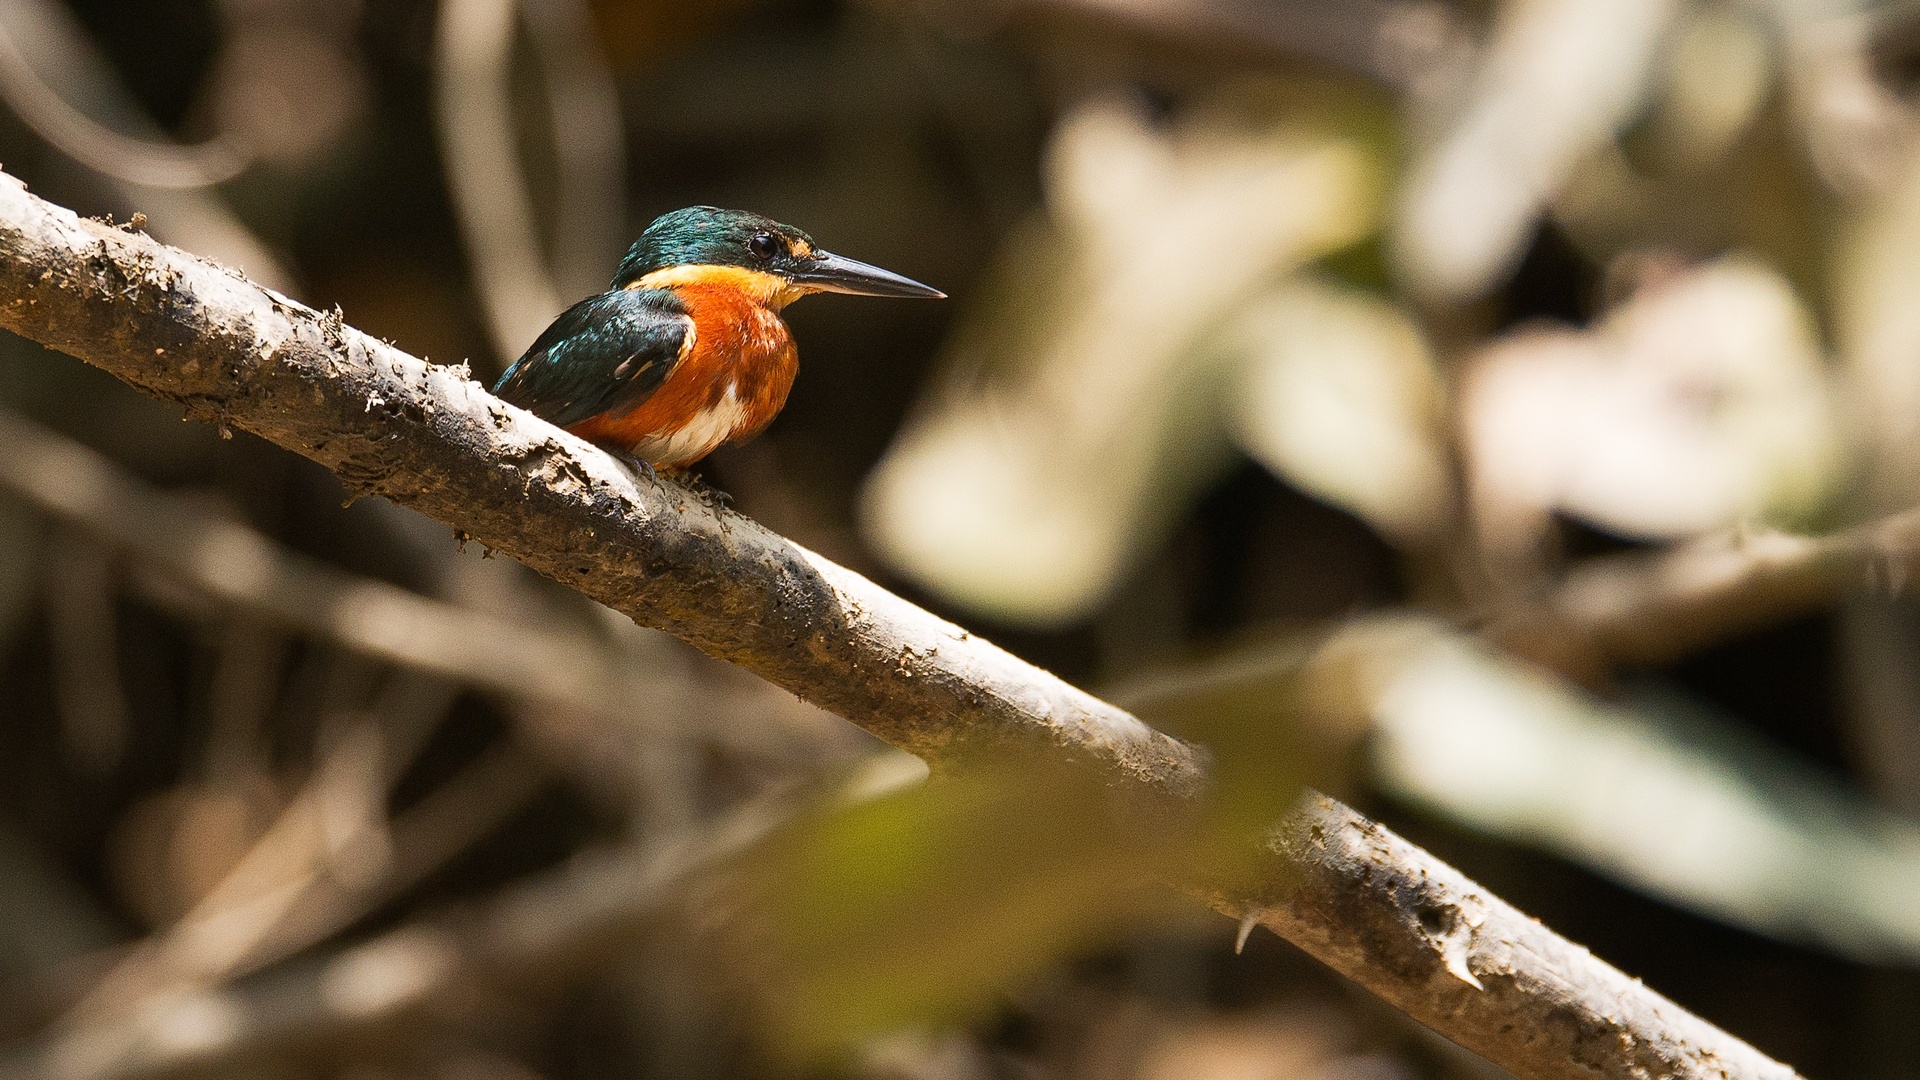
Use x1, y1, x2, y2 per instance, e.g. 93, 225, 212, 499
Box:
492, 206, 944, 471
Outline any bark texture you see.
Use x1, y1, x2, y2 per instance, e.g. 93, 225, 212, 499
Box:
0, 171, 1803, 1080
1227, 797, 1801, 1080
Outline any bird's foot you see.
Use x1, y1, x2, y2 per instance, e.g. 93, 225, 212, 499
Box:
612, 455, 731, 512
609, 450, 662, 485
679, 469, 734, 511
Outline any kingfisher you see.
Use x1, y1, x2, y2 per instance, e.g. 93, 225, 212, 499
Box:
492, 206, 943, 471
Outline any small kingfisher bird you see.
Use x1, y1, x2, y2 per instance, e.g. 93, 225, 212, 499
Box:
492, 206, 943, 470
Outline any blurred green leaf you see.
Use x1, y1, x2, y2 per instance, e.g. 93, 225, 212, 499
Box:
721, 726, 1320, 1062
724, 757, 1184, 1061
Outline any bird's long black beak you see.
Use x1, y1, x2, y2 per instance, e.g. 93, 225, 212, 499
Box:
790, 250, 945, 298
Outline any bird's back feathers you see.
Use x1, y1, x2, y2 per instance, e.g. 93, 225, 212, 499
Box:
492, 287, 692, 429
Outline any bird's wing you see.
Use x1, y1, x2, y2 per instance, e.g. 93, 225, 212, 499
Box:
491, 288, 692, 429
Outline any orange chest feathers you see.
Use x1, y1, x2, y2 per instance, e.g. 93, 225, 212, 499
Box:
569, 284, 799, 468
678, 284, 800, 397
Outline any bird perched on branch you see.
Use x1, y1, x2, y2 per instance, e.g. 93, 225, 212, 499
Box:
493, 206, 943, 470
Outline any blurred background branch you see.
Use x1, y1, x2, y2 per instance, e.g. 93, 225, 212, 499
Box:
0, 21, 246, 190
435, 0, 625, 367
0, 753, 930, 1080
1540, 506, 1920, 668
0, 0, 289, 288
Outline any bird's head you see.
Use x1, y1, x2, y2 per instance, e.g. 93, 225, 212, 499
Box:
611, 206, 944, 308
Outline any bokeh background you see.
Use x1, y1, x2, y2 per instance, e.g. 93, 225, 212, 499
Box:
0, 0, 1918, 1076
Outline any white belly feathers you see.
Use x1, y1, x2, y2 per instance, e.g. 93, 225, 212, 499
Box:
631, 382, 752, 465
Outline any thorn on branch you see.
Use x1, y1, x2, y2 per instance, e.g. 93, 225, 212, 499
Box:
1235, 912, 1263, 954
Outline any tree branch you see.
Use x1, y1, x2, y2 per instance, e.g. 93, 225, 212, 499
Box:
1545, 509, 1920, 666
1224, 797, 1800, 1080
0, 172, 1196, 795
0, 171, 1801, 1080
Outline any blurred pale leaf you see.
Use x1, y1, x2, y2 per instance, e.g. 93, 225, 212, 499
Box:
1332, 617, 1920, 964
1464, 256, 1839, 553
862, 81, 1391, 627
1393, 0, 1677, 300
1101, 613, 1920, 962
854, 1029, 991, 1080
1647, 4, 1772, 172
1763, 0, 1912, 196
1219, 281, 1451, 544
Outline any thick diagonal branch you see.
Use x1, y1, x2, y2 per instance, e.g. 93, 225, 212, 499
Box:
0, 173, 1194, 796
0, 171, 1800, 1080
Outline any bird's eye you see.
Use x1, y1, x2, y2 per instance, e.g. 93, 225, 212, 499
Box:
748, 233, 782, 261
